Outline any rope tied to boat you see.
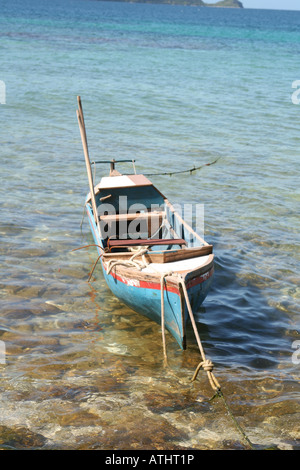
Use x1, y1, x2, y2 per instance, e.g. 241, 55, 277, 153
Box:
200, 359, 214, 372
106, 246, 150, 274
160, 272, 220, 392
160, 272, 255, 449
160, 271, 174, 367
191, 359, 221, 393
177, 275, 222, 392
143, 157, 221, 177
74, 239, 254, 448
71, 244, 105, 282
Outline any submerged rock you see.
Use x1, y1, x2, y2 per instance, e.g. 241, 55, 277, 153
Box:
0, 425, 47, 450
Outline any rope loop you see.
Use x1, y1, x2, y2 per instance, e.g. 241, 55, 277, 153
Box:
202, 359, 214, 372
106, 246, 150, 275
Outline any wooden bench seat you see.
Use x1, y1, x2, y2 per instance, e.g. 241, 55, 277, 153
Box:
107, 238, 187, 251
100, 211, 164, 222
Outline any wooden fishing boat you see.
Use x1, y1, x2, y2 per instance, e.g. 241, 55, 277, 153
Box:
76, 98, 214, 350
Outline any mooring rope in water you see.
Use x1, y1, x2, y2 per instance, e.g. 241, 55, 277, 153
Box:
209, 388, 255, 450
160, 271, 173, 367
71, 244, 105, 282
72, 244, 150, 280
143, 157, 221, 177
160, 272, 220, 390
160, 272, 255, 450
179, 276, 221, 393
73, 244, 255, 449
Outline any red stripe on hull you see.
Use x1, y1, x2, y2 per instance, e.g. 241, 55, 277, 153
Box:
103, 263, 214, 295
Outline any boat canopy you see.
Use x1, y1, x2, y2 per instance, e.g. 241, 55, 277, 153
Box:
86, 174, 166, 214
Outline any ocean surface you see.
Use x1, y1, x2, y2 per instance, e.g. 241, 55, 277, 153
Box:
0, 0, 299, 450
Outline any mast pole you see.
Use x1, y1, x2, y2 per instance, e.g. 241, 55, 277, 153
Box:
76, 96, 100, 232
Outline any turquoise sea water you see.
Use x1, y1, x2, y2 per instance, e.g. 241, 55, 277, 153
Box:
0, 0, 299, 450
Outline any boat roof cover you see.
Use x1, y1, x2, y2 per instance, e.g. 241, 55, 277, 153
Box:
86, 174, 163, 203
98, 174, 152, 189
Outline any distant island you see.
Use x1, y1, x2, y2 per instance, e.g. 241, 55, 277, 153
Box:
100, 0, 243, 7
206, 0, 243, 7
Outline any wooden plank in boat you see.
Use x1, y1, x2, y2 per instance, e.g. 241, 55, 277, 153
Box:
103, 244, 213, 264
99, 211, 164, 222
161, 244, 213, 262
107, 238, 187, 250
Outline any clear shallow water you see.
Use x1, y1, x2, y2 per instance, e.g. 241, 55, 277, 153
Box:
0, 0, 299, 450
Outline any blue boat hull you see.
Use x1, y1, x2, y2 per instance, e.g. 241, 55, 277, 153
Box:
85, 204, 213, 349
102, 261, 213, 349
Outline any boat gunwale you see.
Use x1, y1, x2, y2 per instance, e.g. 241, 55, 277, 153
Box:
101, 253, 214, 288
